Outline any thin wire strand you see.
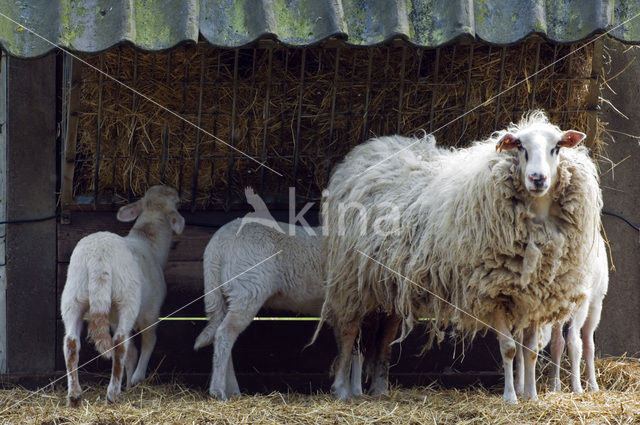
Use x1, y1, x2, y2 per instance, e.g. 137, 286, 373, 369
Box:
0, 11, 283, 178
0, 250, 281, 414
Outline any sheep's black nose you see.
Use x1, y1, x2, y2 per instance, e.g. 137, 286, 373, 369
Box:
528, 174, 547, 189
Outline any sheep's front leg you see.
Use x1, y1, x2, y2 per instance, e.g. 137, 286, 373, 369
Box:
582, 302, 603, 392
331, 320, 360, 400
493, 307, 517, 404
549, 323, 564, 392
225, 356, 240, 397
368, 313, 401, 396
514, 331, 524, 397
130, 325, 157, 386
124, 342, 139, 388
522, 324, 539, 401
349, 344, 363, 397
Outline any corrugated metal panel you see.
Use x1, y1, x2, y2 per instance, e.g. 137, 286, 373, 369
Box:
0, 0, 639, 57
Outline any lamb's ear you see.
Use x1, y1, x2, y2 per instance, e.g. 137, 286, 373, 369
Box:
117, 200, 143, 222
559, 130, 586, 148
168, 210, 185, 235
496, 133, 519, 152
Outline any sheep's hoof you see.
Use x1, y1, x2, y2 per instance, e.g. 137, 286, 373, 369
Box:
209, 389, 227, 401
67, 395, 82, 408
367, 387, 389, 397
105, 391, 121, 405
502, 393, 518, 404
130, 373, 145, 387
331, 386, 352, 401
585, 382, 599, 392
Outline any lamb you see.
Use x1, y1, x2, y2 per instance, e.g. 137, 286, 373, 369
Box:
60, 185, 184, 406
516, 233, 608, 394
317, 110, 602, 403
194, 217, 365, 399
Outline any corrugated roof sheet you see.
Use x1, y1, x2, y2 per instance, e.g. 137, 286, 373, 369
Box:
1, 0, 639, 57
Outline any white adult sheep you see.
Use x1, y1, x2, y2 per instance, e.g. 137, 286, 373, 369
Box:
60, 185, 185, 406
193, 217, 363, 400
318, 110, 602, 403
517, 233, 608, 394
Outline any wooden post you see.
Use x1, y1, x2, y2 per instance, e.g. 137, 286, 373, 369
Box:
0, 51, 7, 373
5, 52, 57, 373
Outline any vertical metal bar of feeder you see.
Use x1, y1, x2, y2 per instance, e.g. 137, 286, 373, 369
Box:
111, 48, 122, 202
178, 47, 190, 201
547, 45, 558, 110
160, 51, 171, 184
563, 44, 574, 129
209, 50, 222, 207
259, 47, 273, 198
226, 49, 240, 210
494, 46, 507, 131
512, 45, 525, 122
324, 47, 341, 186
458, 45, 473, 145
292, 48, 306, 201
530, 41, 541, 110
429, 48, 440, 133
362, 49, 373, 144
61, 55, 81, 211
585, 40, 603, 148
93, 54, 105, 208
275, 50, 289, 205
128, 50, 139, 203
190, 53, 206, 212
397, 45, 407, 134
383, 47, 390, 134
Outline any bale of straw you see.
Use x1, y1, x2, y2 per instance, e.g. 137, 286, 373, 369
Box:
72, 40, 601, 210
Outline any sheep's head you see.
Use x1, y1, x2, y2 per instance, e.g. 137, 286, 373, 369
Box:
496, 123, 585, 197
117, 185, 185, 234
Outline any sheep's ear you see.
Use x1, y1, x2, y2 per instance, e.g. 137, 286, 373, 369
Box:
117, 201, 143, 222
168, 210, 185, 235
559, 130, 586, 148
496, 133, 519, 152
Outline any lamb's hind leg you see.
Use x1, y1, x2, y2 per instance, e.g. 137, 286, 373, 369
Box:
210, 291, 266, 400
493, 307, 517, 404
368, 313, 401, 396
107, 308, 137, 404
62, 302, 87, 407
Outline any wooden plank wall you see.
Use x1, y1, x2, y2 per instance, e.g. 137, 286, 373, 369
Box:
56, 210, 502, 393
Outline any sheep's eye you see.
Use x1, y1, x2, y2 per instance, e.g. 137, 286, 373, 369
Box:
515, 140, 528, 160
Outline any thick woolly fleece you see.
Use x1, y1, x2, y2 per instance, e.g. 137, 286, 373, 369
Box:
320, 112, 602, 347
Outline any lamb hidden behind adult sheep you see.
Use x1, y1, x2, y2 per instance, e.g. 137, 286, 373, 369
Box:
60, 185, 184, 406
318, 110, 602, 403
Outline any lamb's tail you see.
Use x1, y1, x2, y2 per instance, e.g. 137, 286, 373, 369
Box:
194, 249, 226, 350
87, 261, 113, 359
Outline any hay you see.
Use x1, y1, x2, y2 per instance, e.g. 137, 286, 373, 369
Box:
1, 357, 639, 425
70, 39, 602, 210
